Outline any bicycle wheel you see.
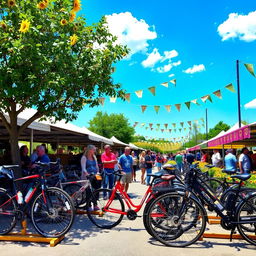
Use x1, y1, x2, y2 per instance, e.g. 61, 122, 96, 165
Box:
63, 183, 85, 209
0, 188, 17, 235
143, 196, 157, 237
87, 188, 125, 229
31, 187, 75, 237
237, 193, 256, 245
145, 192, 206, 247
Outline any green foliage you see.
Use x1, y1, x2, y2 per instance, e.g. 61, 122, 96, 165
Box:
208, 121, 230, 139
89, 111, 135, 144
132, 135, 146, 142
0, 0, 129, 123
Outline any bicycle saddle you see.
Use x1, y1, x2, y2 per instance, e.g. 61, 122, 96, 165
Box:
147, 172, 163, 178
222, 169, 237, 174
231, 174, 251, 181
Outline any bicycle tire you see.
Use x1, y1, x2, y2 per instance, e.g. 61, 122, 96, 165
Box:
87, 188, 125, 229
0, 188, 17, 235
143, 196, 157, 237
31, 187, 75, 237
145, 192, 206, 247
63, 183, 85, 209
237, 193, 256, 245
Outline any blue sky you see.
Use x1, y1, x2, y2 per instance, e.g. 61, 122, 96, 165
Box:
72, 0, 256, 141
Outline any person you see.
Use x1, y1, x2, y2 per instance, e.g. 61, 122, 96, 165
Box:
185, 151, 195, 165
20, 145, 31, 176
101, 145, 117, 199
224, 149, 237, 172
167, 153, 174, 161
145, 150, 153, 185
131, 151, 138, 182
201, 151, 208, 162
119, 147, 133, 192
196, 151, 201, 161
239, 147, 252, 174
139, 151, 146, 184
41, 143, 48, 154
175, 152, 183, 173
250, 151, 256, 171
35, 145, 50, 163
151, 152, 156, 166
211, 149, 222, 167
30, 145, 40, 163
80, 144, 101, 211
156, 152, 164, 171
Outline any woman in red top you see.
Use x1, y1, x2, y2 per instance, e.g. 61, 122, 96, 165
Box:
156, 152, 164, 171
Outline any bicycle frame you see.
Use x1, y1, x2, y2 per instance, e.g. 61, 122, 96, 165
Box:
104, 180, 154, 215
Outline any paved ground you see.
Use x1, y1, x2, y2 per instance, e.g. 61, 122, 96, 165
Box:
1, 169, 256, 256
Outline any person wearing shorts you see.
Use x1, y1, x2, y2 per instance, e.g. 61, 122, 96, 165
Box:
119, 147, 133, 192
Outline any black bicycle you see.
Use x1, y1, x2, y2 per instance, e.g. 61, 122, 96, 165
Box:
144, 163, 256, 247
0, 163, 75, 238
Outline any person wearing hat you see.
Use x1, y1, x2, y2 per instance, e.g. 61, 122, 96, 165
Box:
224, 149, 237, 172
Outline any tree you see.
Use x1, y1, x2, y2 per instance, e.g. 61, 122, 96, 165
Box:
89, 111, 135, 144
0, 0, 129, 163
208, 121, 230, 139
132, 135, 146, 142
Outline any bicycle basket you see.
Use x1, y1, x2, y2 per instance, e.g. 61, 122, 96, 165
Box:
0, 167, 14, 191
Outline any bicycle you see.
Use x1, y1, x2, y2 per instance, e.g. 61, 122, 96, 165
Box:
144, 163, 256, 247
0, 163, 75, 238
86, 169, 176, 229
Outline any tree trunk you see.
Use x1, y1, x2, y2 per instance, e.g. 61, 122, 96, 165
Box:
9, 129, 20, 165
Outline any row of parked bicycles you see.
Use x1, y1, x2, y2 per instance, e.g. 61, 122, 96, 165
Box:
0, 160, 256, 248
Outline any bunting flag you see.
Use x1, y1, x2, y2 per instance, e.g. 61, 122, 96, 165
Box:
110, 96, 117, 103
149, 123, 153, 128
145, 127, 148, 130
175, 104, 181, 112
98, 97, 105, 106
185, 101, 191, 110
124, 93, 131, 102
201, 94, 212, 103
174, 129, 177, 132
135, 90, 143, 98
148, 86, 156, 96
172, 123, 176, 128
140, 123, 145, 127
134, 122, 139, 127
157, 124, 160, 128
200, 118, 205, 123
187, 121, 192, 126
184, 128, 187, 131
161, 82, 169, 88
213, 90, 222, 99
164, 105, 171, 112
191, 99, 200, 105
150, 128, 153, 131
225, 83, 236, 93
164, 124, 168, 129
141, 105, 147, 113
170, 79, 176, 86
154, 105, 160, 114
194, 120, 198, 124
244, 63, 255, 77
180, 122, 184, 127
179, 128, 182, 132
161, 129, 164, 133
169, 129, 172, 133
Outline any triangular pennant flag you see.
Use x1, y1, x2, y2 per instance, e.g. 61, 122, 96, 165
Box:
150, 128, 153, 131
170, 79, 176, 86
134, 122, 139, 127
213, 90, 222, 99
174, 129, 177, 132
161, 82, 168, 88
175, 104, 181, 112
135, 90, 143, 98
124, 93, 131, 102
225, 83, 236, 93
164, 123, 168, 129
145, 127, 149, 130
172, 123, 176, 128
164, 105, 171, 112
161, 129, 164, 133
200, 118, 205, 123
148, 86, 156, 96
185, 101, 191, 110
157, 124, 160, 128
179, 128, 182, 132
201, 95, 209, 103
149, 123, 153, 128
187, 121, 192, 126
140, 123, 145, 127
191, 99, 200, 105
141, 105, 147, 113
109, 96, 117, 103
98, 97, 105, 106
169, 129, 172, 133
154, 105, 160, 114
180, 122, 184, 127
184, 128, 187, 131
194, 120, 198, 124
244, 63, 255, 77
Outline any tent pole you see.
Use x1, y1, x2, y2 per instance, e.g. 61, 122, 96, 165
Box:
236, 60, 242, 128
30, 129, 34, 155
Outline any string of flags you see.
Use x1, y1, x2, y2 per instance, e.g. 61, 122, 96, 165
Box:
136, 135, 190, 144
133, 118, 205, 133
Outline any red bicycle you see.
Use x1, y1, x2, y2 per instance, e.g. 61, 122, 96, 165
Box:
86, 170, 175, 229
0, 163, 75, 238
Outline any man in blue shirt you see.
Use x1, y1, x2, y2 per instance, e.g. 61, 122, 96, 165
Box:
224, 149, 237, 172
119, 147, 133, 192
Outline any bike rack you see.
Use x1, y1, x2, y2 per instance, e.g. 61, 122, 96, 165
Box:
208, 215, 221, 225
0, 219, 64, 247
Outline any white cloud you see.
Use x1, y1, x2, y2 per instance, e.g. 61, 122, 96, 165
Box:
156, 64, 172, 73
161, 50, 178, 62
183, 64, 205, 74
168, 74, 175, 78
218, 11, 256, 42
142, 48, 162, 68
105, 12, 157, 55
245, 98, 256, 109
172, 60, 181, 66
